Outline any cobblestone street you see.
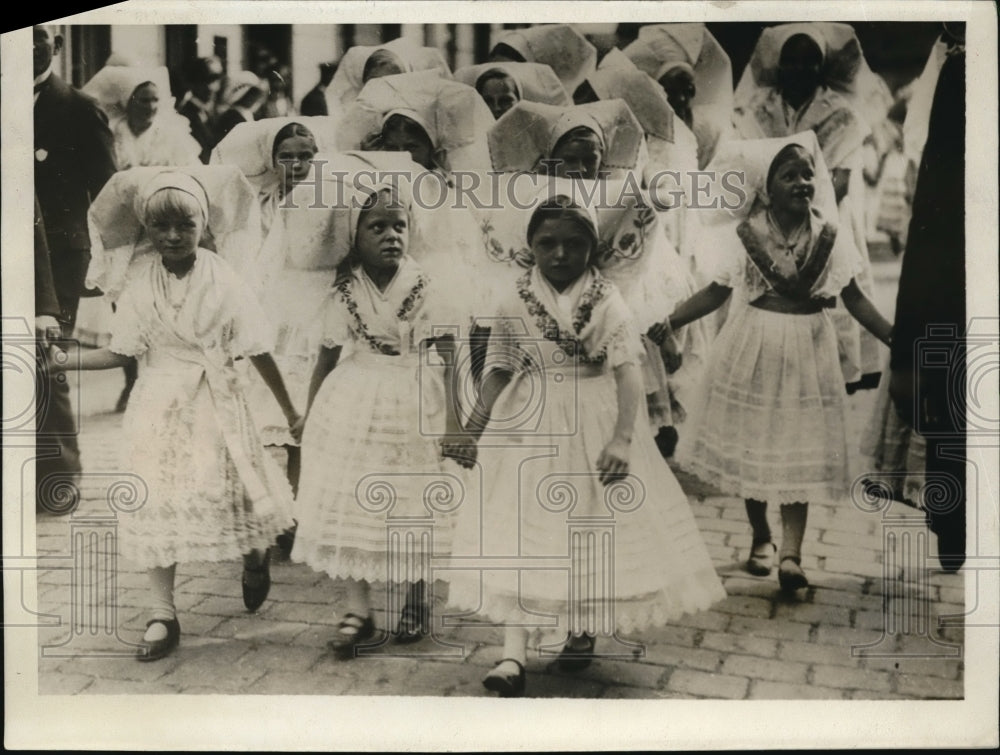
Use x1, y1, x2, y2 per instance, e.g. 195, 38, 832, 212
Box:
28, 253, 967, 700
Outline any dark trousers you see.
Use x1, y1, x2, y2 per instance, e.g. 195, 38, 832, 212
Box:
35, 298, 82, 513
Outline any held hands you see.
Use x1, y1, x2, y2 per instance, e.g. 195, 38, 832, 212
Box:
35, 316, 62, 349
647, 319, 682, 374
439, 430, 478, 469
287, 411, 306, 444
596, 435, 631, 486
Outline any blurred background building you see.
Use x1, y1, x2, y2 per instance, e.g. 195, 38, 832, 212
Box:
55, 22, 944, 110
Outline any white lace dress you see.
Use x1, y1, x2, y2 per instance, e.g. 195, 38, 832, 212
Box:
446, 267, 726, 643
107, 251, 294, 568
675, 207, 866, 503
291, 256, 465, 584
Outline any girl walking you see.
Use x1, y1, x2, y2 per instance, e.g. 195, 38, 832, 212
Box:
448, 183, 726, 697
663, 134, 893, 591
291, 179, 472, 655
54, 168, 301, 661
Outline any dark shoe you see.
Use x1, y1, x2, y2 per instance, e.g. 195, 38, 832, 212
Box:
136, 618, 180, 662
275, 524, 297, 560
394, 597, 429, 644
778, 557, 809, 592
557, 633, 596, 672
483, 658, 526, 697
328, 614, 376, 659
746, 541, 776, 577
654, 426, 679, 458
242, 549, 271, 612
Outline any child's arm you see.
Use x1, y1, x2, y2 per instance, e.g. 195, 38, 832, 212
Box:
48, 345, 133, 371
597, 360, 643, 486
841, 278, 893, 347
433, 335, 476, 469
249, 353, 303, 440
305, 345, 342, 416
465, 368, 514, 439
650, 282, 732, 340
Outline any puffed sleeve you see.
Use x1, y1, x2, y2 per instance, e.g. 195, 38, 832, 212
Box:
816, 223, 866, 298
703, 224, 745, 289
107, 282, 149, 358
319, 288, 352, 349
602, 290, 645, 369
224, 265, 275, 358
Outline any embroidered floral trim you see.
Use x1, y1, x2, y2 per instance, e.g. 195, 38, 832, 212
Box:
515, 270, 613, 364
336, 273, 428, 355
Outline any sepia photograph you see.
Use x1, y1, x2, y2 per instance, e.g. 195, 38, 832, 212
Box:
3, 1, 998, 750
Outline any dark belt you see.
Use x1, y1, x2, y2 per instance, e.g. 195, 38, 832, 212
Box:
750, 292, 836, 315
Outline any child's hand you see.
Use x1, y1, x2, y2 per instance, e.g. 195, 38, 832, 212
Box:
439, 433, 477, 469
288, 412, 306, 444
596, 436, 630, 486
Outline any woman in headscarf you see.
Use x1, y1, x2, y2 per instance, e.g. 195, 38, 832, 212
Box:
486, 98, 712, 455
733, 22, 884, 392
80, 62, 203, 410
454, 61, 570, 121
325, 37, 451, 118
623, 23, 735, 169
83, 63, 201, 170
489, 24, 598, 96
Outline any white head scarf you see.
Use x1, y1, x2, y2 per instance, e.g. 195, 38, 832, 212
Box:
326, 37, 452, 114
623, 23, 734, 112
700, 129, 837, 227
492, 24, 597, 94
734, 22, 892, 130
585, 51, 676, 143
333, 70, 494, 171
210, 116, 333, 195
488, 99, 644, 176
82, 64, 175, 121
85, 165, 257, 300
454, 61, 571, 108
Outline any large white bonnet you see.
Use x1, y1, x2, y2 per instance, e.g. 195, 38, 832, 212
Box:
82, 64, 175, 120
325, 37, 452, 114
623, 24, 734, 111
492, 24, 598, 94
453, 61, 571, 108
734, 22, 892, 128
85, 165, 257, 299
333, 70, 494, 171
488, 99, 644, 176
210, 116, 337, 193
699, 129, 838, 227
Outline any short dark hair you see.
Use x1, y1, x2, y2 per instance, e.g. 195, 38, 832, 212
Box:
489, 42, 527, 63
765, 143, 814, 194
475, 68, 518, 96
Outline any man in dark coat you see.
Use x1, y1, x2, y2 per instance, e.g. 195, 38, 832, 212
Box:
299, 61, 337, 117
889, 25, 966, 572
176, 56, 225, 163
33, 24, 117, 513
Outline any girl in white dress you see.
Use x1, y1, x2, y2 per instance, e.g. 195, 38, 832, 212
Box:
665, 134, 893, 592
211, 117, 337, 502
291, 181, 471, 657
54, 169, 300, 661
447, 187, 727, 698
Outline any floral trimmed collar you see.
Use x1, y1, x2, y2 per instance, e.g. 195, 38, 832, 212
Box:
516, 267, 614, 364
335, 262, 428, 355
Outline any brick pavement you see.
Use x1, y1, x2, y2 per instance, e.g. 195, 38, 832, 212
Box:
30, 255, 966, 699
